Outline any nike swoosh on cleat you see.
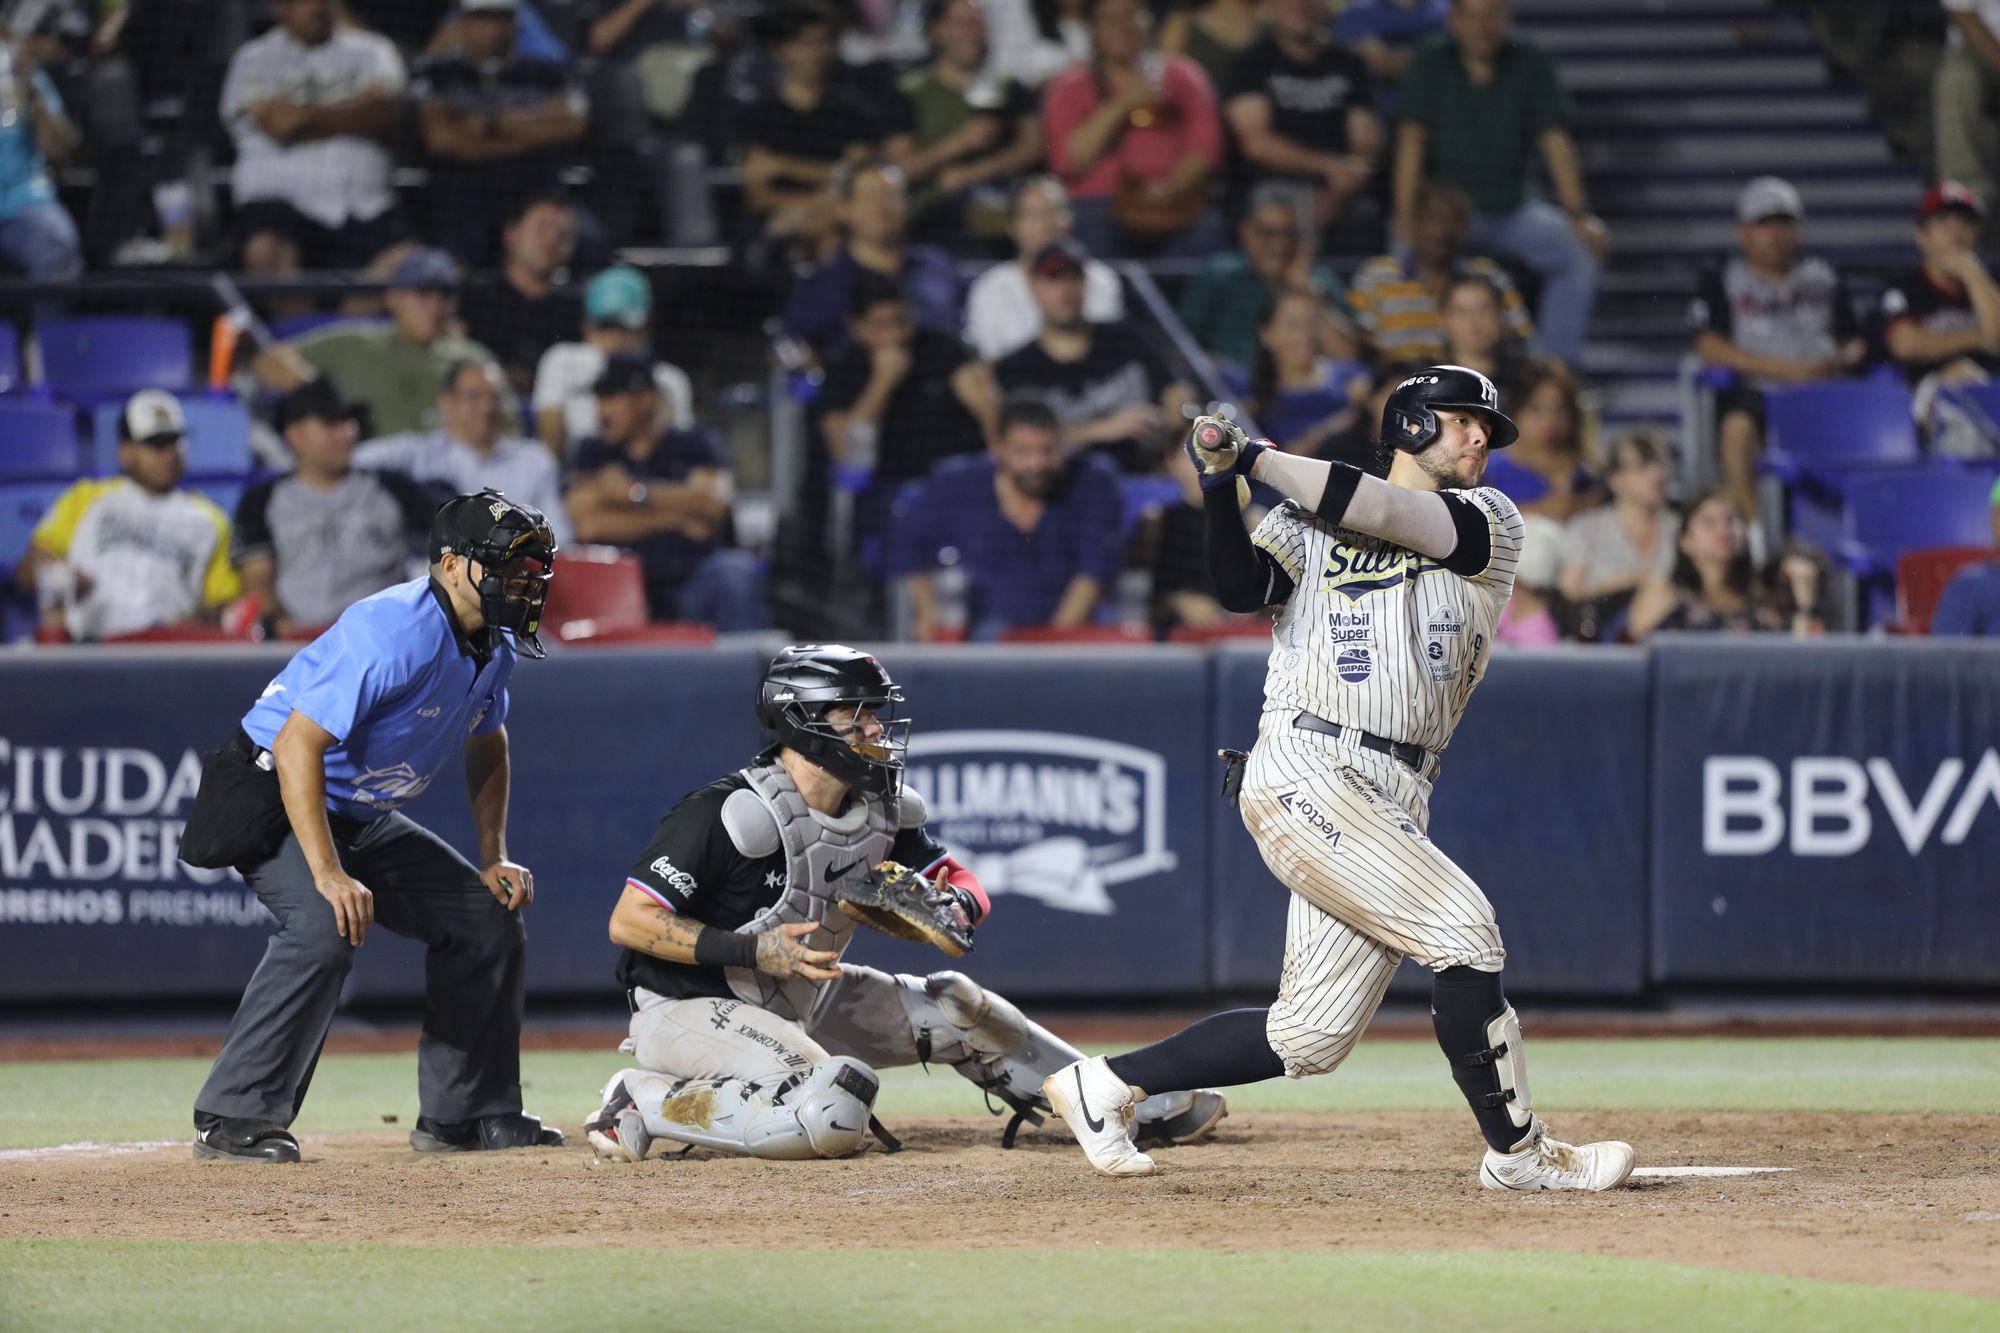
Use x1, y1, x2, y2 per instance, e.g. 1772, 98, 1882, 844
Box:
1076, 1067, 1105, 1133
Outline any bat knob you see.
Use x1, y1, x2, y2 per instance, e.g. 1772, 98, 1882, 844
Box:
1196, 423, 1224, 447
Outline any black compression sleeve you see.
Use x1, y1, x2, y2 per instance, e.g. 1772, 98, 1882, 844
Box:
1436, 492, 1494, 577
1204, 485, 1293, 611
693, 926, 758, 969
1314, 461, 1364, 524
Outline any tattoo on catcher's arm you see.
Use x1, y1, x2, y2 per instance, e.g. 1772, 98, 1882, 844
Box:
637, 907, 704, 963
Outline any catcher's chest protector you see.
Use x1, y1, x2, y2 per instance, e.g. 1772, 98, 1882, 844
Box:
725, 760, 899, 1024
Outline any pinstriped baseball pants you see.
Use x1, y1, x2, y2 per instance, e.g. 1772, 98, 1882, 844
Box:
1239, 708, 1505, 1077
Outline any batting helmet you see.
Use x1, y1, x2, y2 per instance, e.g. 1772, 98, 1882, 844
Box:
756, 644, 911, 798
1380, 364, 1518, 454
430, 489, 559, 659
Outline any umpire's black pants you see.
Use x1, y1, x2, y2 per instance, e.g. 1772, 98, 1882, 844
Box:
193, 812, 526, 1128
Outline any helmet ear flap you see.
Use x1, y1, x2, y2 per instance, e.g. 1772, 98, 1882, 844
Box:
1385, 403, 1440, 454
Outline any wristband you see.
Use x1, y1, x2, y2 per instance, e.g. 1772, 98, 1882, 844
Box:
693, 926, 758, 969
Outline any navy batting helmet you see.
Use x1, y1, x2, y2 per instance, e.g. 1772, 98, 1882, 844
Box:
1380, 364, 1518, 454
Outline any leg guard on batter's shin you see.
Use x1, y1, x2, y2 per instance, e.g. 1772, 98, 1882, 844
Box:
622, 1057, 879, 1161
1432, 967, 1538, 1153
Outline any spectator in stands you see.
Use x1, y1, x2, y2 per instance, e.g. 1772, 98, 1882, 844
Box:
0, 29, 79, 278
964, 174, 1124, 360
415, 0, 588, 267
1689, 176, 1865, 527
457, 190, 583, 401
1627, 489, 1780, 640
1335, 0, 1447, 117
986, 0, 1090, 89
1347, 180, 1532, 366
560, 0, 707, 127
1042, 0, 1227, 258
1881, 182, 2000, 403
740, 3, 887, 252
1556, 428, 1675, 615
222, 0, 411, 283
235, 379, 433, 638
888, 0, 1046, 244
532, 264, 694, 456
1937, 1, 2000, 242
820, 271, 996, 510
1438, 272, 1524, 394
1764, 537, 1831, 637
1494, 511, 1560, 646
1393, 0, 1606, 364
781, 159, 964, 356
14, 391, 239, 641
1222, 0, 1379, 242
1177, 181, 1354, 375
1244, 285, 1372, 462
994, 240, 1194, 470
1160, 0, 1262, 95
890, 393, 1123, 640
256, 248, 504, 438
1478, 358, 1592, 521
566, 352, 765, 629
354, 359, 573, 543
1932, 477, 2000, 635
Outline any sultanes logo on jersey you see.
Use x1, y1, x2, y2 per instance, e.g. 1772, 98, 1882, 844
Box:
1319, 545, 1450, 603
906, 731, 1178, 915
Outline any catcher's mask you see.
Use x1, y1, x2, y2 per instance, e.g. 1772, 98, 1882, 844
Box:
429, 489, 559, 659
756, 644, 911, 799
1380, 364, 1518, 455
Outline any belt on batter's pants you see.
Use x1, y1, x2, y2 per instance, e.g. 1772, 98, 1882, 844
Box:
1292, 711, 1431, 773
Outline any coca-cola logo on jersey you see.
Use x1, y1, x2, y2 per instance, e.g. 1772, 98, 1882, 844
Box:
905, 731, 1177, 916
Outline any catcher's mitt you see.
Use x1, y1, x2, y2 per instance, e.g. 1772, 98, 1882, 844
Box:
838, 862, 975, 957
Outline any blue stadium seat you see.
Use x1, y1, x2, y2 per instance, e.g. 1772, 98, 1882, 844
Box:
190, 474, 251, 527
91, 395, 253, 475
0, 401, 82, 478
38, 316, 195, 399
0, 478, 69, 573
1119, 475, 1183, 540
0, 321, 23, 393
1839, 465, 2000, 567
1763, 381, 1919, 479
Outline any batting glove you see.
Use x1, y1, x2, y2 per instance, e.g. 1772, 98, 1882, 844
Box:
1185, 415, 1268, 492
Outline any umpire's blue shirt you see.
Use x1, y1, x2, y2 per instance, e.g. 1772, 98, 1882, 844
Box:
241, 577, 515, 820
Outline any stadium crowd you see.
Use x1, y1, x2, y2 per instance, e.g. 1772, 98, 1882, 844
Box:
1, 0, 1997, 646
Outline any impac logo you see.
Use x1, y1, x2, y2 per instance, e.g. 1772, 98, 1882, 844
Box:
1703, 751, 2000, 856
906, 731, 1177, 915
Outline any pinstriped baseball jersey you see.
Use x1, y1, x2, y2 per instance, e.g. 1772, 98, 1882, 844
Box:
1247, 486, 1526, 754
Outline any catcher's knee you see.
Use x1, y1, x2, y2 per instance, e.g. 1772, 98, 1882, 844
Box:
745, 1056, 879, 1160
1265, 1000, 1364, 1078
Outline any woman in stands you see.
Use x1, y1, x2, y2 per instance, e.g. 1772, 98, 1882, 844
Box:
1243, 285, 1373, 464
1479, 357, 1597, 521
1041, 0, 1226, 257
1627, 488, 1783, 639
1557, 428, 1678, 640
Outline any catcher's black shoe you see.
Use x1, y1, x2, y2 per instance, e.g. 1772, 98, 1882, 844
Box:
409, 1111, 565, 1152
192, 1117, 301, 1163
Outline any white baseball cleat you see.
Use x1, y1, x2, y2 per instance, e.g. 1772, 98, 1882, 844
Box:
1479, 1123, 1634, 1192
584, 1074, 653, 1164
1043, 1056, 1156, 1178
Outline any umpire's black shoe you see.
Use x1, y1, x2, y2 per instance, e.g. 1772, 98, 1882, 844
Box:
192, 1118, 301, 1164
409, 1111, 565, 1152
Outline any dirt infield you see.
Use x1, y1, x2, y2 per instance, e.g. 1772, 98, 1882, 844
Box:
4, 1111, 1995, 1298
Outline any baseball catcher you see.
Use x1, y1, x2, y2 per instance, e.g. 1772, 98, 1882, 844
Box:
582, 644, 1226, 1161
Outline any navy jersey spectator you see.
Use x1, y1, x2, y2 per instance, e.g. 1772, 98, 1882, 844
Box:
456, 190, 584, 401
414, 0, 588, 266
1690, 176, 1865, 525
565, 353, 766, 630
1335, 0, 1447, 116
1932, 476, 2000, 636
994, 241, 1193, 471
740, 3, 888, 250
1222, 0, 1379, 236
890, 395, 1124, 640
781, 159, 965, 357
236, 379, 434, 636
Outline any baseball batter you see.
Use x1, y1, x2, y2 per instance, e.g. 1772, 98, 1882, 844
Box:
1044, 366, 1635, 1190
582, 644, 1225, 1161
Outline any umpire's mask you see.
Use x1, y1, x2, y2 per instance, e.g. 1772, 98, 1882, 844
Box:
430, 489, 559, 658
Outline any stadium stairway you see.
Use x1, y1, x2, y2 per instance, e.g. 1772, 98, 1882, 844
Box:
1513, 0, 1920, 451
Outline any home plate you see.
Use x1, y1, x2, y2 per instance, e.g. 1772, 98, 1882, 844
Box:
1631, 1166, 1794, 1178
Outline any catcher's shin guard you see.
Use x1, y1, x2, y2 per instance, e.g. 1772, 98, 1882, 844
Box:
621, 1058, 879, 1160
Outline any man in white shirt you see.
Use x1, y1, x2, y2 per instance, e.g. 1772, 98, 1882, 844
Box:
1940, 0, 2000, 242
221, 0, 410, 275
15, 391, 241, 641
965, 175, 1123, 361
531, 264, 693, 457
356, 360, 574, 546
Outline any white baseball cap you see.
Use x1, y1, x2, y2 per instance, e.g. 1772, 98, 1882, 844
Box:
1737, 176, 1804, 224
120, 389, 186, 444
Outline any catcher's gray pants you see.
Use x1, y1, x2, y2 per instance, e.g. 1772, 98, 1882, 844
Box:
193, 813, 527, 1127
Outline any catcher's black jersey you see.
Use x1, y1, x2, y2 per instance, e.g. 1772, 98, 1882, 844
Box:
615, 774, 946, 1001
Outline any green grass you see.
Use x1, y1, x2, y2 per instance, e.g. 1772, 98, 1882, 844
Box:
0, 1240, 1993, 1332
1, 1038, 1996, 1151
